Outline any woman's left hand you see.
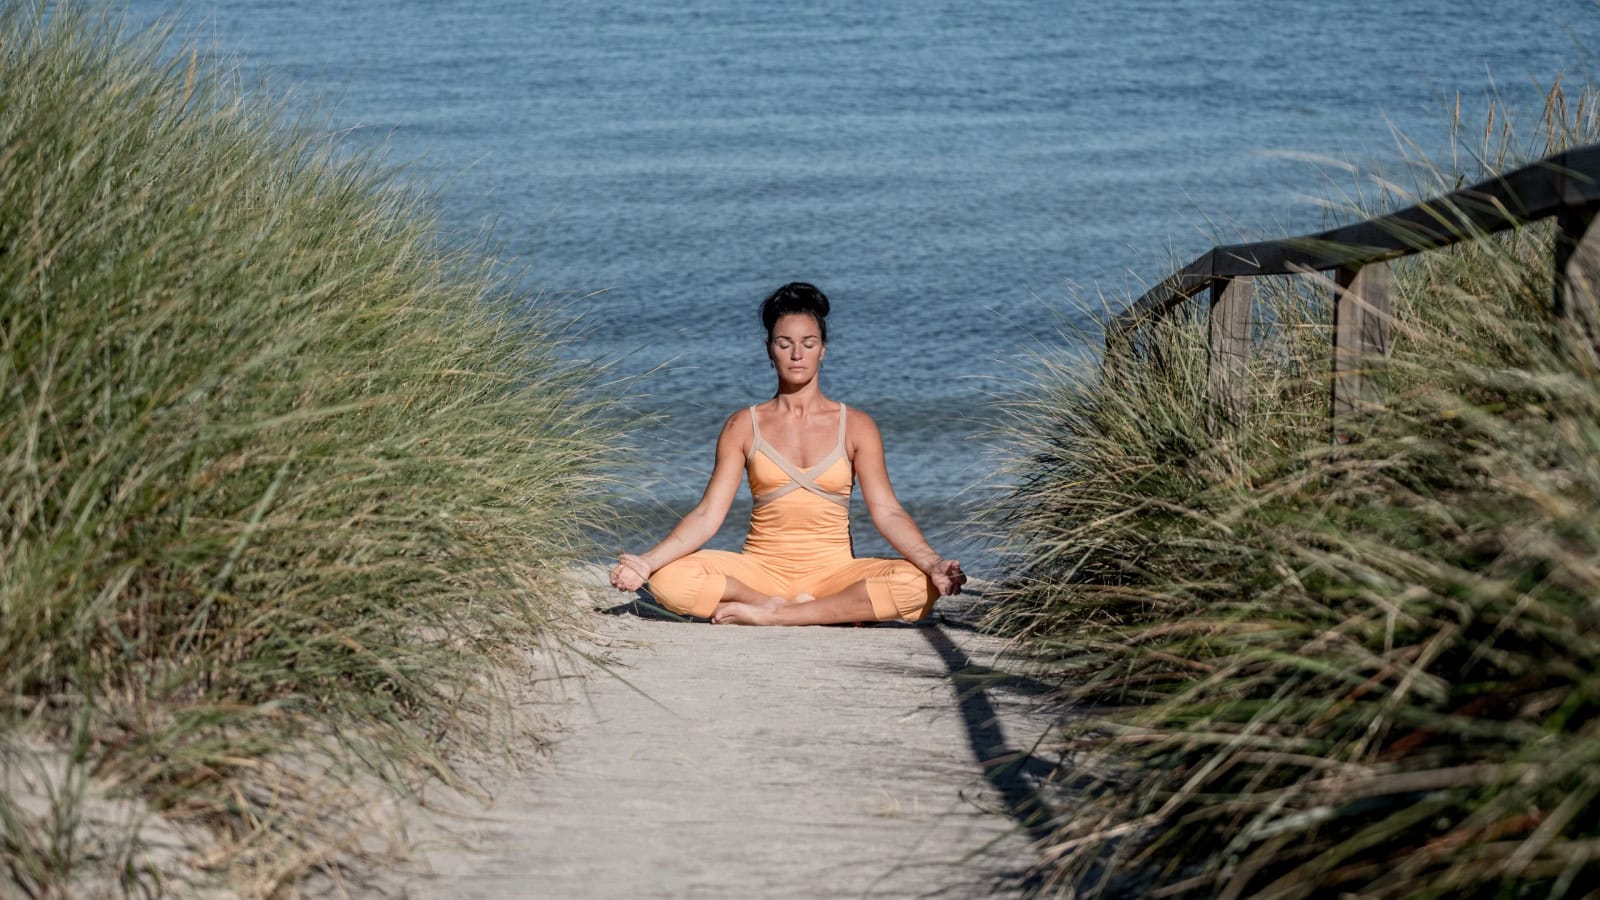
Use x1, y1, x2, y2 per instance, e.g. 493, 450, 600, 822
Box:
928, 558, 966, 596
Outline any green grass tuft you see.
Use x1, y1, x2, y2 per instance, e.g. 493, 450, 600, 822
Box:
1, 3, 621, 894
989, 81, 1600, 897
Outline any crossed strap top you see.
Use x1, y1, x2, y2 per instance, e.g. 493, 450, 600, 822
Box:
746, 403, 852, 508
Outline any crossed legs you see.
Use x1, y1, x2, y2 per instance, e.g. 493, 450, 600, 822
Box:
647, 551, 938, 625
710, 579, 875, 625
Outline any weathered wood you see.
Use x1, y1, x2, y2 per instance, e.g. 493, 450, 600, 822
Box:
1207, 276, 1254, 427
1555, 201, 1600, 357
1111, 251, 1217, 341
1111, 143, 1600, 344
1330, 262, 1393, 438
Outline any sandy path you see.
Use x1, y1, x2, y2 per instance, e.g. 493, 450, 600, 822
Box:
392, 587, 1057, 899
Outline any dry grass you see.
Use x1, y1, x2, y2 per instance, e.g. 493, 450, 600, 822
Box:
0, 3, 621, 895
987, 82, 1600, 897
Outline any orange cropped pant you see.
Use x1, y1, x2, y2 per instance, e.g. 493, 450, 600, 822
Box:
647, 549, 938, 622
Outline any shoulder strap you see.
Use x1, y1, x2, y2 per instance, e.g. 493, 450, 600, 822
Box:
746, 406, 761, 460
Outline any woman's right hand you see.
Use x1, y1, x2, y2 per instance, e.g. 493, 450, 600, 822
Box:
609, 553, 652, 592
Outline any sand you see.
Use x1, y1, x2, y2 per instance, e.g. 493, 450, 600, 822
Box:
382, 576, 1059, 899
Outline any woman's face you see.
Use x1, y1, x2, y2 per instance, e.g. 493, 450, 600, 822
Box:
768, 313, 825, 385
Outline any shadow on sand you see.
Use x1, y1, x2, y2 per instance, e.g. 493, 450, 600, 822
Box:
600, 589, 1063, 891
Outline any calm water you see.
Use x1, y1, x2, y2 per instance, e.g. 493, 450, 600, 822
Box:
127, 0, 1595, 569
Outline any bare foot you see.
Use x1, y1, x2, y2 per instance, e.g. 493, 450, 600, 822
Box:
712, 596, 785, 625
791, 593, 816, 604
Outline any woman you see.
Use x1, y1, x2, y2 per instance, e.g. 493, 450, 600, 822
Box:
608, 282, 966, 625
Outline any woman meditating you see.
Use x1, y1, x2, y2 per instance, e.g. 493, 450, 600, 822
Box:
608, 282, 966, 625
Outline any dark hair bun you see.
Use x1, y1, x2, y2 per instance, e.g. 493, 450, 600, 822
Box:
760, 282, 830, 342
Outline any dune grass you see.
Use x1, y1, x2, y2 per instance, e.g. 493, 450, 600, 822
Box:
988, 82, 1600, 897
1, 3, 619, 894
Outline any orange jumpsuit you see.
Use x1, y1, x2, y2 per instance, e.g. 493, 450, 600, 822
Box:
648, 403, 938, 621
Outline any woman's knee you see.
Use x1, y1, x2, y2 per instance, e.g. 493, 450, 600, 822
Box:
867, 561, 939, 622
647, 556, 724, 619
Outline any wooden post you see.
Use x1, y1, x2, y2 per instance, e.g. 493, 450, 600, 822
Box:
1555, 200, 1600, 360
1330, 261, 1392, 441
1207, 276, 1254, 428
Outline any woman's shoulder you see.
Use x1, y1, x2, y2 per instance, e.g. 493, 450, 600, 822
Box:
719, 405, 757, 434
713, 406, 757, 455
842, 403, 882, 444
839, 400, 876, 422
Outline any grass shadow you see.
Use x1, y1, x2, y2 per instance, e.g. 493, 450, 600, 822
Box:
920, 623, 1061, 892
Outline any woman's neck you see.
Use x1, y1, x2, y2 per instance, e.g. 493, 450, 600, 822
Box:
771, 380, 827, 414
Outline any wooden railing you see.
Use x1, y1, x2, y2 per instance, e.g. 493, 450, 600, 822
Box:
1106, 143, 1600, 438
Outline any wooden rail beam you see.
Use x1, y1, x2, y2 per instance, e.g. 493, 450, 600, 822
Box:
1112, 251, 1217, 339
1330, 262, 1393, 440
1101, 142, 1600, 441
1110, 143, 1600, 345
1207, 276, 1254, 428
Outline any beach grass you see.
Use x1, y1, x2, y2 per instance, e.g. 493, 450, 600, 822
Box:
987, 81, 1600, 897
1, 3, 619, 894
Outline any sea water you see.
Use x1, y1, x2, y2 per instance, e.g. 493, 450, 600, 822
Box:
125, 0, 1595, 569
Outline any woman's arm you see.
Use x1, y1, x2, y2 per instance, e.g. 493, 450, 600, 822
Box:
610, 410, 749, 591
850, 408, 966, 596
